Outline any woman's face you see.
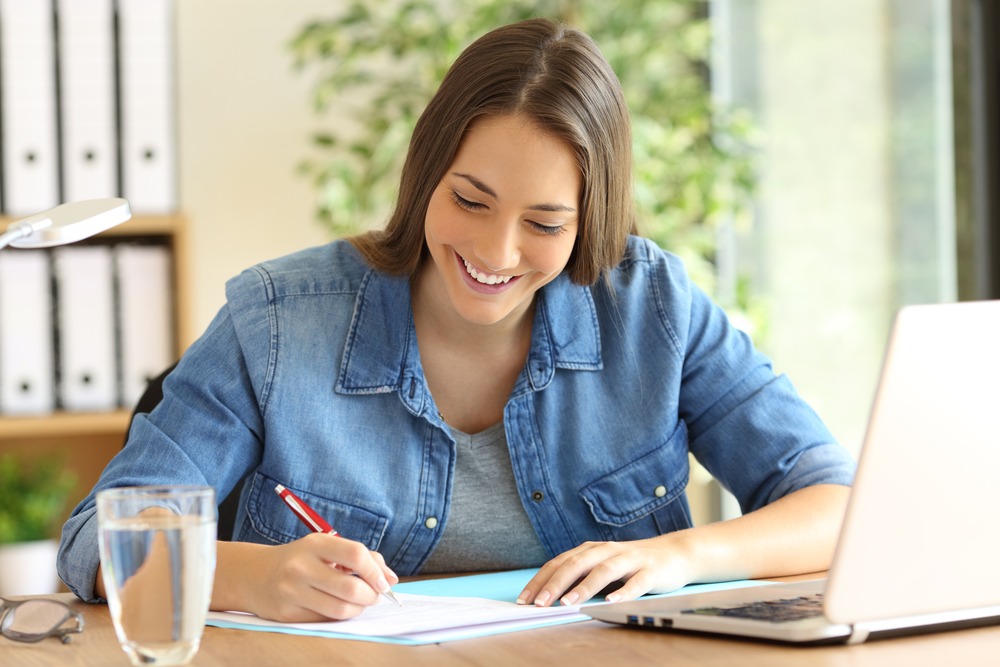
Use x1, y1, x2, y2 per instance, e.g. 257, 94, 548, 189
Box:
422, 114, 581, 327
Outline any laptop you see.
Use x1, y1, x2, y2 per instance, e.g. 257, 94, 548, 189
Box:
586, 300, 1000, 644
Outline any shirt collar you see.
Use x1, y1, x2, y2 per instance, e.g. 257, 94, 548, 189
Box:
335, 269, 602, 401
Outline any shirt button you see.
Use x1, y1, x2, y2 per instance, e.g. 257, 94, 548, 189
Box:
532, 491, 544, 502
424, 517, 438, 529
654, 485, 667, 498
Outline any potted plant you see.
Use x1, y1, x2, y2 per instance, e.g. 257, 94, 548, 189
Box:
0, 453, 76, 596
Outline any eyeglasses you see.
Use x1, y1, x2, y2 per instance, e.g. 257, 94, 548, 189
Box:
0, 598, 84, 644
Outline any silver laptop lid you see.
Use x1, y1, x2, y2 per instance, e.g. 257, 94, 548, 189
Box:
825, 301, 1000, 624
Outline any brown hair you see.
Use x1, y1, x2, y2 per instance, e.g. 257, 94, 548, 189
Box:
350, 18, 636, 286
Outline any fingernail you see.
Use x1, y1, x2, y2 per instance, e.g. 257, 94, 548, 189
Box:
377, 575, 390, 593
388, 571, 399, 584
561, 591, 579, 606
534, 591, 551, 607
516, 589, 531, 605
606, 593, 622, 603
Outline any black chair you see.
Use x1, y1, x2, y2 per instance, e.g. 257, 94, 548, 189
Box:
124, 363, 244, 541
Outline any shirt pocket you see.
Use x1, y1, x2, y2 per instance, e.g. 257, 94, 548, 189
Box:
240, 471, 388, 551
578, 420, 693, 542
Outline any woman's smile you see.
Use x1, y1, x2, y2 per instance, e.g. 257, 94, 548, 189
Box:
456, 251, 520, 293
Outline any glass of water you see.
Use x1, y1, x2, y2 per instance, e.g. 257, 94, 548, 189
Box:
97, 486, 216, 666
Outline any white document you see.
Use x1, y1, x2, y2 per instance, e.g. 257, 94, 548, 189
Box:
207, 593, 586, 643
0, 250, 55, 414
114, 244, 173, 406
204, 575, 773, 645
0, 0, 59, 215
57, 0, 119, 202
53, 246, 117, 411
118, 0, 176, 213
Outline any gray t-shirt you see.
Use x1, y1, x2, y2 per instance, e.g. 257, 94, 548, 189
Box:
420, 422, 550, 574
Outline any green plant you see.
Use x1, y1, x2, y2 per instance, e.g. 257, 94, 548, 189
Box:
289, 0, 756, 310
0, 454, 76, 544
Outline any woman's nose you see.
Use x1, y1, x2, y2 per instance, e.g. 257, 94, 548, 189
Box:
475, 220, 520, 272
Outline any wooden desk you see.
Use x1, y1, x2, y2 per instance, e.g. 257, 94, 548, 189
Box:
3, 578, 1000, 667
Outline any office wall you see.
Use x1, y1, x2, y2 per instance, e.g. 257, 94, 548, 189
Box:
176, 0, 335, 343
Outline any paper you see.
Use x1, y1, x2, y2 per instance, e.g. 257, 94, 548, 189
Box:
205, 569, 770, 645
209, 593, 582, 640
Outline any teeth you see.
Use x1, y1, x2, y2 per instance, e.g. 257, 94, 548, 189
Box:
463, 258, 512, 285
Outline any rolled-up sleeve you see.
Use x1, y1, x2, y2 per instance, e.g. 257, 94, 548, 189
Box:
665, 260, 855, 515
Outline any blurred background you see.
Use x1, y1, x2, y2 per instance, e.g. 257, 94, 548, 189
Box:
171, 0, 998, 522
1, 0, 998, 593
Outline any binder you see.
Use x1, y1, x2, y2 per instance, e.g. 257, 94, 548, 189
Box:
57, 0, 119, 202
0, 249, 55, 414
52, 245, 117, 411
117, 0, 176, 213
0, 0, 60, 215
114, 243, 173, 407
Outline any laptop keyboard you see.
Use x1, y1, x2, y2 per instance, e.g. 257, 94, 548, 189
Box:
680, 594, 825, 623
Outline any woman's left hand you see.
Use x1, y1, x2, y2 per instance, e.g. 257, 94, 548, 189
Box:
516, 485, 852, 608
516, 534, 694, 607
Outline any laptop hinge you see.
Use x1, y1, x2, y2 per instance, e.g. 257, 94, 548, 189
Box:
846, 625, 870, 645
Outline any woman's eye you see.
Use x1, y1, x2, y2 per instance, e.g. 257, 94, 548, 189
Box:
529, 221, 566, 236
450, 191, 486, 211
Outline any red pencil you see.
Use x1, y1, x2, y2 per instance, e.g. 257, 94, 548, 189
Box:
275, 484, 402, 606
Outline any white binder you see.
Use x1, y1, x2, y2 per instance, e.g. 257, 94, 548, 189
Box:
52, 245, 117, 411
114, 244, 173, 407
118, 0, 176, 213
0, 250, 55, 414
0, 0, 60, 215
57, 0, 119, 202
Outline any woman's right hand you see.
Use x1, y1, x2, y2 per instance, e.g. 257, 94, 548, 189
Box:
213, 533, 398, 622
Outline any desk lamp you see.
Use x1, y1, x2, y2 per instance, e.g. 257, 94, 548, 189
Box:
0, 198, 131, 251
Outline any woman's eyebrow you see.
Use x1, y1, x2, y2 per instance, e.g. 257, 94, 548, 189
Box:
452, 172, 577, 213
454, 172, 497, 199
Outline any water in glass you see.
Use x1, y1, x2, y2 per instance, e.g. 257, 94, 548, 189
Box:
98, 487, 215, 666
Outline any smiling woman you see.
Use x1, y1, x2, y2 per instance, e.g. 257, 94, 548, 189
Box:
59, 18, 856, 624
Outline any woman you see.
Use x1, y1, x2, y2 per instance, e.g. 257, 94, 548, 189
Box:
59, 18, 854, 622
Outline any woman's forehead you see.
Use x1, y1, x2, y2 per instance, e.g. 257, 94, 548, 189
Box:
447, 114, 582, 206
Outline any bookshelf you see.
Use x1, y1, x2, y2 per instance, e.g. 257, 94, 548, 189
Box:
0, 213, 190, 524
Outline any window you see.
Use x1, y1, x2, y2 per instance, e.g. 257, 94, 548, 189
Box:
695, 0, 997, 521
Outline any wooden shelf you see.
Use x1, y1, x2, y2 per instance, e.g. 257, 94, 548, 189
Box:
1, 212, 182, 235
1, 212, 189, 506
95, 213, 185, 238
0, 409, 132, 439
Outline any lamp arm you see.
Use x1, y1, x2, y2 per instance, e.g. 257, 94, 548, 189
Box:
0, 218, 53, 251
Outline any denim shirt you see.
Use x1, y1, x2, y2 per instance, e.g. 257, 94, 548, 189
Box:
58, 236, 855, 602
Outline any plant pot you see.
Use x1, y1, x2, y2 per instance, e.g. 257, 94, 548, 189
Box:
0, 539, 60, 596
